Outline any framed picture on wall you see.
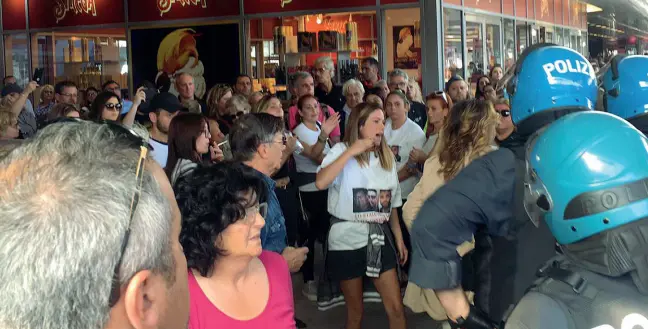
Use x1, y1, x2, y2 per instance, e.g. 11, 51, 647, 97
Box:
393, 25, 421, 69
130, 23, 241, 100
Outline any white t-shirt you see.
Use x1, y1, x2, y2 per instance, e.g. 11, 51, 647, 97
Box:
384, 118, 426, 199
293, 122, 330, 192
149, 138, 169, 168
318, 143, 402, 251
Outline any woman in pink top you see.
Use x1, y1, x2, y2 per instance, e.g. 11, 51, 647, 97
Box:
175, 162, 296, 329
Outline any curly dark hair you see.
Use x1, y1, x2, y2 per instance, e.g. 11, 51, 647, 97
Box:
175, 162, 268, 277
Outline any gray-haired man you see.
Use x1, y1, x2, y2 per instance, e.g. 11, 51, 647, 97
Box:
0, 121, 189, 329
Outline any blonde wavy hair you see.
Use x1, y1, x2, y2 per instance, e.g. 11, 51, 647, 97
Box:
205, 84, 232, 119
0, 110, 17, 137
344, 102, 393, 170
436, 99, 499, 181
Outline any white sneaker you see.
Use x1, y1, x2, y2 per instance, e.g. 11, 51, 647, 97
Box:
301, 280, 318, 302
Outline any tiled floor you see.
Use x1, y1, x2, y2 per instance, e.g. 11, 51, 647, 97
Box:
291, 242, 442, 329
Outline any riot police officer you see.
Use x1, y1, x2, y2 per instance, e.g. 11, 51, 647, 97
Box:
409, 44, 599, 328
601, 54, 648, 134
505, 111, 648, 329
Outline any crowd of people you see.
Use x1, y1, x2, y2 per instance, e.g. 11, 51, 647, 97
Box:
2, 46, 648, 329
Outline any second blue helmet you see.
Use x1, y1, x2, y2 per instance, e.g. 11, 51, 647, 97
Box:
501, 44, 598, 135
524, 111, 648, 245
601, 55, 648, 130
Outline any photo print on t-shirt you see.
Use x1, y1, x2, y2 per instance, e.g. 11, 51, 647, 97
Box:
352, 188, 391, 222
390, 145, 402, 162
379, 189, 392, 213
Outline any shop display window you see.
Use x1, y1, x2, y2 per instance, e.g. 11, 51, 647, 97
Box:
31, 29, 128, 93
443, 8, 463, 81
516, 21, 529, 55
4, 33, 30, 87
503, 19, 516, 69
465, 13, 502, 91
385, 7, 422, 82
248, 12, 378, 95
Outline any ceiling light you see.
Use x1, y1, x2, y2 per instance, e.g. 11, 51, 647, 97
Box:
586, 3, 603, 13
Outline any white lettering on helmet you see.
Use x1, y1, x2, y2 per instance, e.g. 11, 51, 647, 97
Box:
543, 63, 556, 78
591, 313, 648, 329
542, 59, 593, 79
555, 60, 568, 73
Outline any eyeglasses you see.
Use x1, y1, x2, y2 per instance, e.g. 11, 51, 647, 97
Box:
105, 103, 123, 111
264, 135, 287, 146
50, 117, 151, 308
244, 202, 268, 223
497, 109, 511, 117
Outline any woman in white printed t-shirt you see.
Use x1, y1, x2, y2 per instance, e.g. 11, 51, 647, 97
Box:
292, 94, 340, 301
316, 102, 408, 329
383, 90, 426, 274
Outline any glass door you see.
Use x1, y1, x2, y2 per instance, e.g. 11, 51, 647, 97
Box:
465, 14, 503, 94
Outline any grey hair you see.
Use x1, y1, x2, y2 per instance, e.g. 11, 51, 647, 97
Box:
315, 56, 335, 78
0, 121, 175, 329
389, 68, 410, 82
289, 71, 313, 90
343, 79, 365, 96
226, 94, 252, 115
376, 80, 389, 88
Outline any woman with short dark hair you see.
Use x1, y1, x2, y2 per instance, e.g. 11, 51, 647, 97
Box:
176, 162, 296, 329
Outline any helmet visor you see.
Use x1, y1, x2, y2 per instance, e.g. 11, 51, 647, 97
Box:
524, 130, 553, 228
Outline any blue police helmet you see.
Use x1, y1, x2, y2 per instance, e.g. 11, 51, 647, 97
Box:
499, 43, 597, 136
602, 55, 648, 122
524, 111, 648, 245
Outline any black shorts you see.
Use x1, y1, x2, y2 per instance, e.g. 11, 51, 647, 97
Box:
327, 243, 398, 282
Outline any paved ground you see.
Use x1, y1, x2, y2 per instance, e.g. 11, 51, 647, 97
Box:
291, 242, 443, 329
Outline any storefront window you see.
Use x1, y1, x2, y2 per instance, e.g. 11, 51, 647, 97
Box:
555, 27, 564, 46
386, 8, 422, 82
4, 34, 30, 87
516, 21, 529, 55
443, 8, 463, 81
32, 30, 128, 95
249, 11, 379, 95
464, 13, 502, 92
503, 19, 515, 69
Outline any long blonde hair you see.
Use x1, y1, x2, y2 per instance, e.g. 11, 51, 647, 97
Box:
344, 102, 393, 170
436, 99, 499, 181
205, 84, 232, 119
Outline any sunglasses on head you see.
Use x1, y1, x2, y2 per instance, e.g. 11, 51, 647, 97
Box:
105, 103, 123, 110
428, 90, 449, 105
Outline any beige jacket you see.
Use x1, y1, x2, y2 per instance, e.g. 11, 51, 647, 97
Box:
402, 155, 476, 320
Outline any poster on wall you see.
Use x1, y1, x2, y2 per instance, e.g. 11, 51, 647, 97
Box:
130, 23, 241, 100
393, 25, 421, 70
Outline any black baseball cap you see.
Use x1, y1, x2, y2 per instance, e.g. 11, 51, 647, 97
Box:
148, 92, 183, 113
1, 84, 22, 97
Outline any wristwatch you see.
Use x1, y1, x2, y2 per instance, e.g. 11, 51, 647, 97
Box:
318, 134, 328, 143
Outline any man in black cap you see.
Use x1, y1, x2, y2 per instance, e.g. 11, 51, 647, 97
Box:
147, 92, 183, 168
1, 82, 38, 139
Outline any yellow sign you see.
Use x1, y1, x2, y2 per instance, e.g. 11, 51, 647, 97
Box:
158, 0, 208, 17
281, 0, 293, 8
54, 0, 97, 23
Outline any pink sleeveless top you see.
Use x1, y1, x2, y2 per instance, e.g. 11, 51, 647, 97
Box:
188, 251, 296, 329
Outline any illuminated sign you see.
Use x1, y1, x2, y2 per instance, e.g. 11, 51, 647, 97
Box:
158, 0, 207, 17
53, 0, 97, 23
281, 0, 293, 7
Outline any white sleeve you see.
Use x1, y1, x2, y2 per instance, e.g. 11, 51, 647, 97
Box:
318, 143, 347, 170
391, 164, 403, 207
